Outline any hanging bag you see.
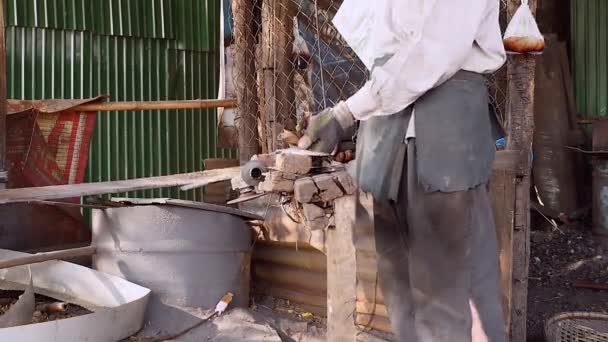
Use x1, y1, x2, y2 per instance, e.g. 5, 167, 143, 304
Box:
503, 0, 544, 54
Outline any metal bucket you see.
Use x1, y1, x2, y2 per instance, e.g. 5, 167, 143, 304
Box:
592, 121, 608, 236
593, 160, 608, 235
91, 198, 258, 331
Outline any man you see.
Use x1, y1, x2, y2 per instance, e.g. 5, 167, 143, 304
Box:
298, 0, 507, 341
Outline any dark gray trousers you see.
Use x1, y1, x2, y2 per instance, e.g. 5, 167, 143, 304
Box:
373, 141, 506, 342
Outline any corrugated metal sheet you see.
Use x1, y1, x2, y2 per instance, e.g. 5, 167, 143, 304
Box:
571, 0, 608, 117
252, 241, 327, 317
6, 1, 234, 201
7, 0, 174, 39
85, 37, 232, 200
6, 0, 216, 51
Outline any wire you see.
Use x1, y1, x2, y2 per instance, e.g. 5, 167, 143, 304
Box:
150, 312, 217, 342
280, 195, 301, 224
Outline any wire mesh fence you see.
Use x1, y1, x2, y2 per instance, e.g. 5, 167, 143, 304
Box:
228, 0, 510, 157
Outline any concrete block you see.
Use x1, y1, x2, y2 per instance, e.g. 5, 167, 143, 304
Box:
313, 174, 343, 202
258, 172, 295, 193
294, 177, 318, 203
332, 171, 356, 195
276, 153, 312, 175
302, 203, 329, 230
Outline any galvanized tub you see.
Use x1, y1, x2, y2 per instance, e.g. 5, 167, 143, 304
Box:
92, 198, 259, 332
593, 160, 608, 235
592, 121, 608, 236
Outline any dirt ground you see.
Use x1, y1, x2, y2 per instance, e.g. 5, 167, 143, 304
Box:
252, 223, 608, 342
251, 295, 327, 342
0, 290, 91, 324
527, 221, 608, 341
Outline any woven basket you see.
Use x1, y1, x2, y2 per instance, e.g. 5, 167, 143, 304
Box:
545, 312, 608, 342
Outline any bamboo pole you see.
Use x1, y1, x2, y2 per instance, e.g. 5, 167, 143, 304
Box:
73, 99, 237, 112
0, 246, 96, 270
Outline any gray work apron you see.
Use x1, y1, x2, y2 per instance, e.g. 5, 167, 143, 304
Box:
355, 70, 498, 200
355, 71, 507, 341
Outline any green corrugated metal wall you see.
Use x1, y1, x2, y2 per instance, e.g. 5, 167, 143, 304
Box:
571, 0, 608, 118
6, 0, 235, 200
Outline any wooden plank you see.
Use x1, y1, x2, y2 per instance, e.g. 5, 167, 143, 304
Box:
0, 167, 240, 204
558, 40, 587, 196
533, 35, 578, 214
72, 99, 237, 112
0, 246, 96, 270
488, 169, 517, 331
328, 195, 359, 341
558, 40, 579, 129
505, 0, 537, 339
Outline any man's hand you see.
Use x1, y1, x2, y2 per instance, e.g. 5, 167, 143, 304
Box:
297, 101, 355, 153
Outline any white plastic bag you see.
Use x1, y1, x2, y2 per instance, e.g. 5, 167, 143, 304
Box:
503, 0, 544, 54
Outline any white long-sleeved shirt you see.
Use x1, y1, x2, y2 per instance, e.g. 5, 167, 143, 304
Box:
333, 0, 507, 121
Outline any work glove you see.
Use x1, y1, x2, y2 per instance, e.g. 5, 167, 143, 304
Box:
297, 101, 355, 153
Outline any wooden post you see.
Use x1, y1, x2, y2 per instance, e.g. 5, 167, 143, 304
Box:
261, 0, 296, 152
261, 0, 276, 152
505, 0, 537, 340
488, 167, 517, 332
273, 0, 296, 133
328, 194, 360, 341
0, 0, 7, 189
232, 0, 261, 164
